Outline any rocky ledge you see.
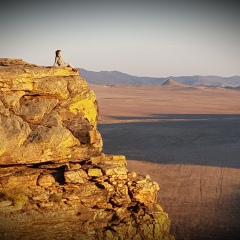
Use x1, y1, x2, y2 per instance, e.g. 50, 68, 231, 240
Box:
0, 58, 174, 240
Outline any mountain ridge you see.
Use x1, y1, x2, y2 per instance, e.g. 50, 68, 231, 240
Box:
80, 69, 240, 88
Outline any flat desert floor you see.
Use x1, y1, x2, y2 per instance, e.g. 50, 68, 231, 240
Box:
89, 84, 240, 240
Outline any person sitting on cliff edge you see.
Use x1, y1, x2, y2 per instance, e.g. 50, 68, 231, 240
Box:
53, 50, 79, 72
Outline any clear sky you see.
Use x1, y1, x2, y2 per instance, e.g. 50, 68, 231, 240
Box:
1, 0, 239, 77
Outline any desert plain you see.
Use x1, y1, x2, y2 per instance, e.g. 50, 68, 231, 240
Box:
89, 82, 240, 240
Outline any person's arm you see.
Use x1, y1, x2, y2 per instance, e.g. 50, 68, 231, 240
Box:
53, 56, 59, 66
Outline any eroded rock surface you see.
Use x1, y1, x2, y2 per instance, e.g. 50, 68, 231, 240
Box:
0, 59, 174, 240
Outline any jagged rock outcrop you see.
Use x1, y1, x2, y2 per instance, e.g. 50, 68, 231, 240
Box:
0, 59, 174, 240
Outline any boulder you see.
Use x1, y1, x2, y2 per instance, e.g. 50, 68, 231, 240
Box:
0, 58, 102, 165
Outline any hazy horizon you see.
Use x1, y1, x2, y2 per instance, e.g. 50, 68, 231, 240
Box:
81, 68, 240, 78
1, 0, 240, 78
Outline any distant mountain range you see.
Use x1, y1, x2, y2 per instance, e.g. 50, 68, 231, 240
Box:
80, 69, 240, 88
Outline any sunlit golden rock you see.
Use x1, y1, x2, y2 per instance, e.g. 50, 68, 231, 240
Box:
0, 58, 101, 165
0, 59, 174, 240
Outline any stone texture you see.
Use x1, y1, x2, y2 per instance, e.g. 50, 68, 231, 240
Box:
0, 59, 101, 165
0, 59, 174, 240
37, 173, 56, 187
64, 169, 89, 183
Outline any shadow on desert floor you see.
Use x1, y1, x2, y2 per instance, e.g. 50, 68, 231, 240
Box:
98, 114, 240, 239
98, 114, 240, 169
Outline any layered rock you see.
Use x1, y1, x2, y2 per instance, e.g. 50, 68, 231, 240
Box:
0, 59, 174, 240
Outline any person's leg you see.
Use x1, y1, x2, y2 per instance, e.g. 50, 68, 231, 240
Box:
67, 63, 74, 68
62, 62, 79, 72
61, 62, 74, 68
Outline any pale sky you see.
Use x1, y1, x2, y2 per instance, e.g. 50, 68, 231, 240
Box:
1, 0, 239, 77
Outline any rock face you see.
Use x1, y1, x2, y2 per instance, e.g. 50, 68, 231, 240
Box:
0, 59, 174, 240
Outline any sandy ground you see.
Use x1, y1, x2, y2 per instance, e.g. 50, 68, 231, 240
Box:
89, 84, 240, 240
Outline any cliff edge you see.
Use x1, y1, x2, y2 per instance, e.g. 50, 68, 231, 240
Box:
0, 58, 174, 240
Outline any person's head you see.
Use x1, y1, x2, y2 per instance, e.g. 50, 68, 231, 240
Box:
55, 50, 62, 57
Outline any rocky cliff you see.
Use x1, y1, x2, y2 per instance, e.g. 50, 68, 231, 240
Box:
0, 59, 174, 240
